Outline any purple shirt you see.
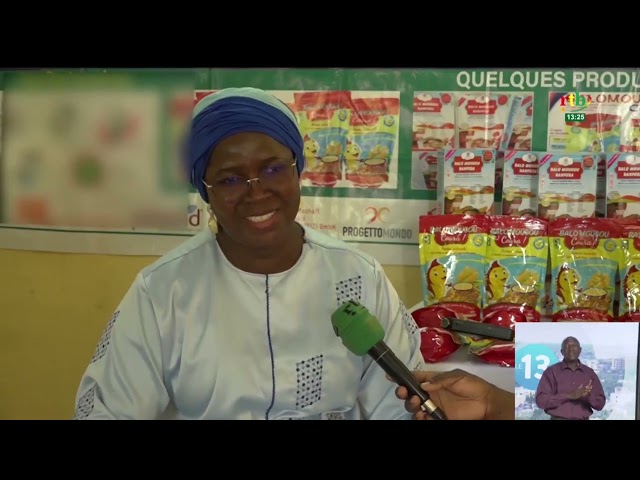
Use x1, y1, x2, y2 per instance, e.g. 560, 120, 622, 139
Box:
535, 360, 606, 420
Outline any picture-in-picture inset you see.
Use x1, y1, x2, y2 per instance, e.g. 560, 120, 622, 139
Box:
515, 322, 639, 420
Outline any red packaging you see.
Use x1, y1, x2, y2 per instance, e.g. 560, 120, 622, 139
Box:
411, 306, 461, 363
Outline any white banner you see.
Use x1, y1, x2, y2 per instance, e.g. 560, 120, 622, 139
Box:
0, 194, 432, 265
0, 195, 434, 266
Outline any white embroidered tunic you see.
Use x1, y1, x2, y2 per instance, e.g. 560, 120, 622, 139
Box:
74, 225, 425, 420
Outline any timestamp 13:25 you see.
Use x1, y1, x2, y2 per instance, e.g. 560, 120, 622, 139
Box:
565, 113, 586, 122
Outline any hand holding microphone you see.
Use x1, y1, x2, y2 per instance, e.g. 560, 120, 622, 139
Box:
331, 300, 448, 420
394, 369, 505, 420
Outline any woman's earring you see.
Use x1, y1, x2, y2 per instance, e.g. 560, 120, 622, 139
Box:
207, 206, 218, 235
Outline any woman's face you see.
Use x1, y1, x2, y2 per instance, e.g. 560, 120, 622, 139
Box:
204, 132, 301, 250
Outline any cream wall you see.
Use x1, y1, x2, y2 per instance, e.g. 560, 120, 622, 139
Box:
0, 248, 423, 420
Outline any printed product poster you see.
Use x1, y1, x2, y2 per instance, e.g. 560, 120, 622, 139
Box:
3, 68, 640, 267
410, 90, 533, 222
547, 91, 640, 153
515, 323, 639, 420
270, 90, 401, 190
268, 90, 410, 263
410, 91, 456, 194
606, 152, 640, 219
1, 88, 185, 231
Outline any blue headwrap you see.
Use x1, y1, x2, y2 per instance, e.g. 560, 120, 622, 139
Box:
186, 87, 305, 202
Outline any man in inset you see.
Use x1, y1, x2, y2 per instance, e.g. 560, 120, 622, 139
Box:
535, 336, 606, 420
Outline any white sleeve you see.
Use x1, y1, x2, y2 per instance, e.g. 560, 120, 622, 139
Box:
73, 273, 170, 420
356, 261, 425, 420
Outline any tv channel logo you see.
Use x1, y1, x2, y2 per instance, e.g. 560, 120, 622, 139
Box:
559, 92, 592, 113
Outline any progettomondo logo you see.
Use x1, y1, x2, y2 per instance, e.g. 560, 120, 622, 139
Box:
560, 92, 593, 113
366, 207, 389, 224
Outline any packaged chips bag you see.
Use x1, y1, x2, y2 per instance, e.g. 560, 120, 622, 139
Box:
469, 215, 549, 367
619, 218, 640, 322
419, 214, 489, 323
548, 218, 623, 322
483, 215, 549, 323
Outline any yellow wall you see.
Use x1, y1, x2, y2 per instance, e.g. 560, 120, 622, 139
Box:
0, 248, 422, 420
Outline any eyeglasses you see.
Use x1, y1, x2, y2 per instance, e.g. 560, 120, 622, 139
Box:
203, 160, 297, 201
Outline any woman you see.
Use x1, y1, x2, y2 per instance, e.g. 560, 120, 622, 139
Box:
73, 87, 424, 420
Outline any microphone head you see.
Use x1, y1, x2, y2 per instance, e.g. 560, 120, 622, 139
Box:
331, 300, 385, 356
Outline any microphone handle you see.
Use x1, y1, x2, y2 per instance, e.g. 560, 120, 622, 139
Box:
369, 342, 447, 420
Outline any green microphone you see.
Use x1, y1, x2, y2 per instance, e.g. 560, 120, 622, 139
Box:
331, 299, 447, 420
